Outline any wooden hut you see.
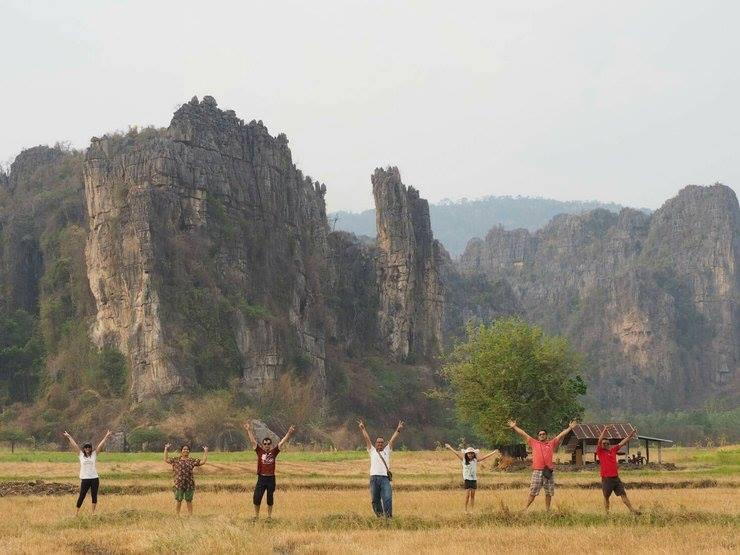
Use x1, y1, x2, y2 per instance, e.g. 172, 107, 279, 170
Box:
561, 423, 635, 466
561, 423, 674, 466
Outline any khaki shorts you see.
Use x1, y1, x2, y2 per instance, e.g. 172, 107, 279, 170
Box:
529, 470, 555, 496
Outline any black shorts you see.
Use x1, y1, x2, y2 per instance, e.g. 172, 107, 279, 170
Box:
464, 479, 477, 490
602, 476, 626, 497
253, 474, 276, 506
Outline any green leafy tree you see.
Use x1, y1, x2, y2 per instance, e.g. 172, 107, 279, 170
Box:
0, 427, 29, 453
443, 317, 587, 444
128, 427, 167, 452
0, 308, 45, 403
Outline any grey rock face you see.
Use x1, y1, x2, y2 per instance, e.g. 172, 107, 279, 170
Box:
372, 167, 443, 361
458, 185, 739, 411
84, 98, 330, 400
106, 431, 126, 452
6, 146, 66, 195
326, 231, 380, 352
249, 419, 280, 445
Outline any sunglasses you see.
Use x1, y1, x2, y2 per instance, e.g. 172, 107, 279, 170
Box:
262, 440, 272, 445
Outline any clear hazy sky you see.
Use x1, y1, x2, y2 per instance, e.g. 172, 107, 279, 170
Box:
2, 1, 738, 212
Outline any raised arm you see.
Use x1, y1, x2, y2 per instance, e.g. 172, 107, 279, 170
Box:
597, 424, 610, 445
199, 446, 209, 465
242, 421, 258, 449
507, 419, 533, 442
357, 419, 372, 449
555, 420, 579, 443
163, 442, 171, 463
387, 420, 404, 450
479, 449, 501, 462
618, 428, 637, 448
62, 430, 80, 453
278, 425, 296, 450
444, 443, 464, 461
96, 430, 112, 453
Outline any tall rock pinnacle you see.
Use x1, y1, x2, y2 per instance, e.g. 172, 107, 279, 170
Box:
372, 167, 443, 361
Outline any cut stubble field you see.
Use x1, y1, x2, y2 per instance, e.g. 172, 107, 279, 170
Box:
0, 446, 737, 554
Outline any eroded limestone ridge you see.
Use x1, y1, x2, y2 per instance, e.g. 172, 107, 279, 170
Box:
459, 184, 739, 411
372, 167, 443, 361
84, 96, 329, 401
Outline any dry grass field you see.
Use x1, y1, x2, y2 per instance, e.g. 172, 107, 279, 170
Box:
0, 446, 737, 554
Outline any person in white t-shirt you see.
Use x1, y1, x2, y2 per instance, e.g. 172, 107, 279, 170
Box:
357, 419, 404, 518
62, 430, 112, 515
444, 444, 500, 512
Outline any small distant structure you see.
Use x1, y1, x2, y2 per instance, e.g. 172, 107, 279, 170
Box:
561, 423, 674, 466
635, 433, 674, 464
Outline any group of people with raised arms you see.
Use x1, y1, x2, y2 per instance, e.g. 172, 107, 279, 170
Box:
62, 417, 641, 518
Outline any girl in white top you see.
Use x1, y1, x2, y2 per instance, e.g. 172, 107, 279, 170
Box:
63, 430, 112, 515
444, 443, 500, 512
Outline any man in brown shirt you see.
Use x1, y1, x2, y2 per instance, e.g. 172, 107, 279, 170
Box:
243, 421, 295, 520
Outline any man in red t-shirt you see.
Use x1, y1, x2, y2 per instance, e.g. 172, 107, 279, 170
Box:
243, 421, 295, 520
596, 425, 640, 514
508, 419, 578, 511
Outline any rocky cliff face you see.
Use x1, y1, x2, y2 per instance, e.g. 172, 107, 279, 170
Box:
326, 230, 379, 353
459, 185, 739, 411
0, 146, 87, 314
9, 97, 735, 420
84, 96, 330, 400
373, 167, 444, 361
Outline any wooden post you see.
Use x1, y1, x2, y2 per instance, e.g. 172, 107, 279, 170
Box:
645, 439, 650, 464
658, 442, 662, 466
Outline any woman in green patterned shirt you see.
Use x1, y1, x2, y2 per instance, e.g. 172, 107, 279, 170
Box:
164, 443, 208, 515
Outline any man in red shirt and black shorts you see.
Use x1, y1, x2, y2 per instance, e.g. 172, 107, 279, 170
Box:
596, 425, 640, 514
243, 421, 295, 520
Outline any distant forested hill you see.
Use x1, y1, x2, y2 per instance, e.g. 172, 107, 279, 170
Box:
330, 196, 632, 257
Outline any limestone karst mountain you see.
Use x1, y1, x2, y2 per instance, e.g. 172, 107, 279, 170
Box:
84, 96, 331, 400
0, 98, 448, 425
0, 97, 737, 433
459, 185, 739, 411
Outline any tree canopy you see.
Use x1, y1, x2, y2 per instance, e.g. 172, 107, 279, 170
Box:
443, 317, 586, 444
